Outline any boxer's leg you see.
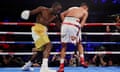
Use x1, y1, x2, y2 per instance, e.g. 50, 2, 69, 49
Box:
58, 25, 68, 72
77, 29, 88, 68
21, 50, 38, 71
58, 43, 67, 72
40, 42, 56, 72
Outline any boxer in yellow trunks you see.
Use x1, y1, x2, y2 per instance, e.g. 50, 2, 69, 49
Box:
21, 2, 62, 72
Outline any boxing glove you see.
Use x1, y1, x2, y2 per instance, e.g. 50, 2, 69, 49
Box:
21, 10, 30, 20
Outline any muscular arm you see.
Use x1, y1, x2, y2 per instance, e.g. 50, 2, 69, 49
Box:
21, 6, 47, 20
48, 15, 57, 23
30, 6, 44, 15
60, 10, 69, 21
80, 11, 88, 27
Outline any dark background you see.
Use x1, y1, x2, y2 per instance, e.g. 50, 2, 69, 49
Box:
0, 0, 120, 22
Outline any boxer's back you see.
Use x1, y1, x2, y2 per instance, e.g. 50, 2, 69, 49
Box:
66, 7, 87, 19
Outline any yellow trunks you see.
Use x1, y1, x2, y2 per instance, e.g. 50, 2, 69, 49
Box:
31, 23, 50, 51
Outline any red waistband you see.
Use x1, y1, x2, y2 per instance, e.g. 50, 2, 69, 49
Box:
62, 22, 80, 29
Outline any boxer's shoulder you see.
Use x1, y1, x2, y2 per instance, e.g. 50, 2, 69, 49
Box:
37, 6, 48, 10
69, 7, 79, 10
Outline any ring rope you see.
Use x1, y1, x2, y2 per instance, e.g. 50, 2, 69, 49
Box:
0, 22, 34, 26
0, 23, 120, 55
0, 41, 120, 44
0, 51, 120, 55
0, 22, 120, 26
82, 32, 120, 35
0, 41, 60, 44
0, 32, 60, 35
0, 31, 120, 35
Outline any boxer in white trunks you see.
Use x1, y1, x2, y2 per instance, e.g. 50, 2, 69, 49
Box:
58, 3, 88, 72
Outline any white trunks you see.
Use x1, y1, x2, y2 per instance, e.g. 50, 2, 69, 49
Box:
61, 17, 81, 44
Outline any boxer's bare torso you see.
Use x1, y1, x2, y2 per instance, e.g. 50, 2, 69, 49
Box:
61, 7, 88, 27
30, 6, 57, 26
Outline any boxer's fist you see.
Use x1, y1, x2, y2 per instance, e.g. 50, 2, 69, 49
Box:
21, 10, 30, 20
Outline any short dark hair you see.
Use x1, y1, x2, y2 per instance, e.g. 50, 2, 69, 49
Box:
80, 2, 88, 7
52, 2, 61, 7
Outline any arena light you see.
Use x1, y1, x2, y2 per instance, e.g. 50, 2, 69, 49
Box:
102, 0, 106, 3
112, 0, 117, 4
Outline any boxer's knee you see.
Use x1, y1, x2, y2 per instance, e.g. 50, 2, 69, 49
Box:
45, 42, 52, 51
77, 41, 82, 45
43, 42, 52, 58
62, 43, 67, 48
32, 48, 38, 52
61, 43, 67, 51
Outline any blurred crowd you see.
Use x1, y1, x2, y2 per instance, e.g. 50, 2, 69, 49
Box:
0, 42, 120, 67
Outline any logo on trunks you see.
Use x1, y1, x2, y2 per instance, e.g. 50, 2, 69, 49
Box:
70, 36, 77, 41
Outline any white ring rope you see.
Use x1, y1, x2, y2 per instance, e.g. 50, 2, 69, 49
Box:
0, 23, 119, 55
0, 31, 120, 35
82, 32, 120, 35
0, 32, 60, 35
0, 51, 120, 55
0, 41, 119, 44
0, 22, 119, 26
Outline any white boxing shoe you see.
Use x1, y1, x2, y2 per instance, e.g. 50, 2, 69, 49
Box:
40, 67, 56, 72
22, 67, 34, 71
21, 61, 33, 71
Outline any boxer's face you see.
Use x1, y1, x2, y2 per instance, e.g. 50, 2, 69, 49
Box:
53, 5, 62, 14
